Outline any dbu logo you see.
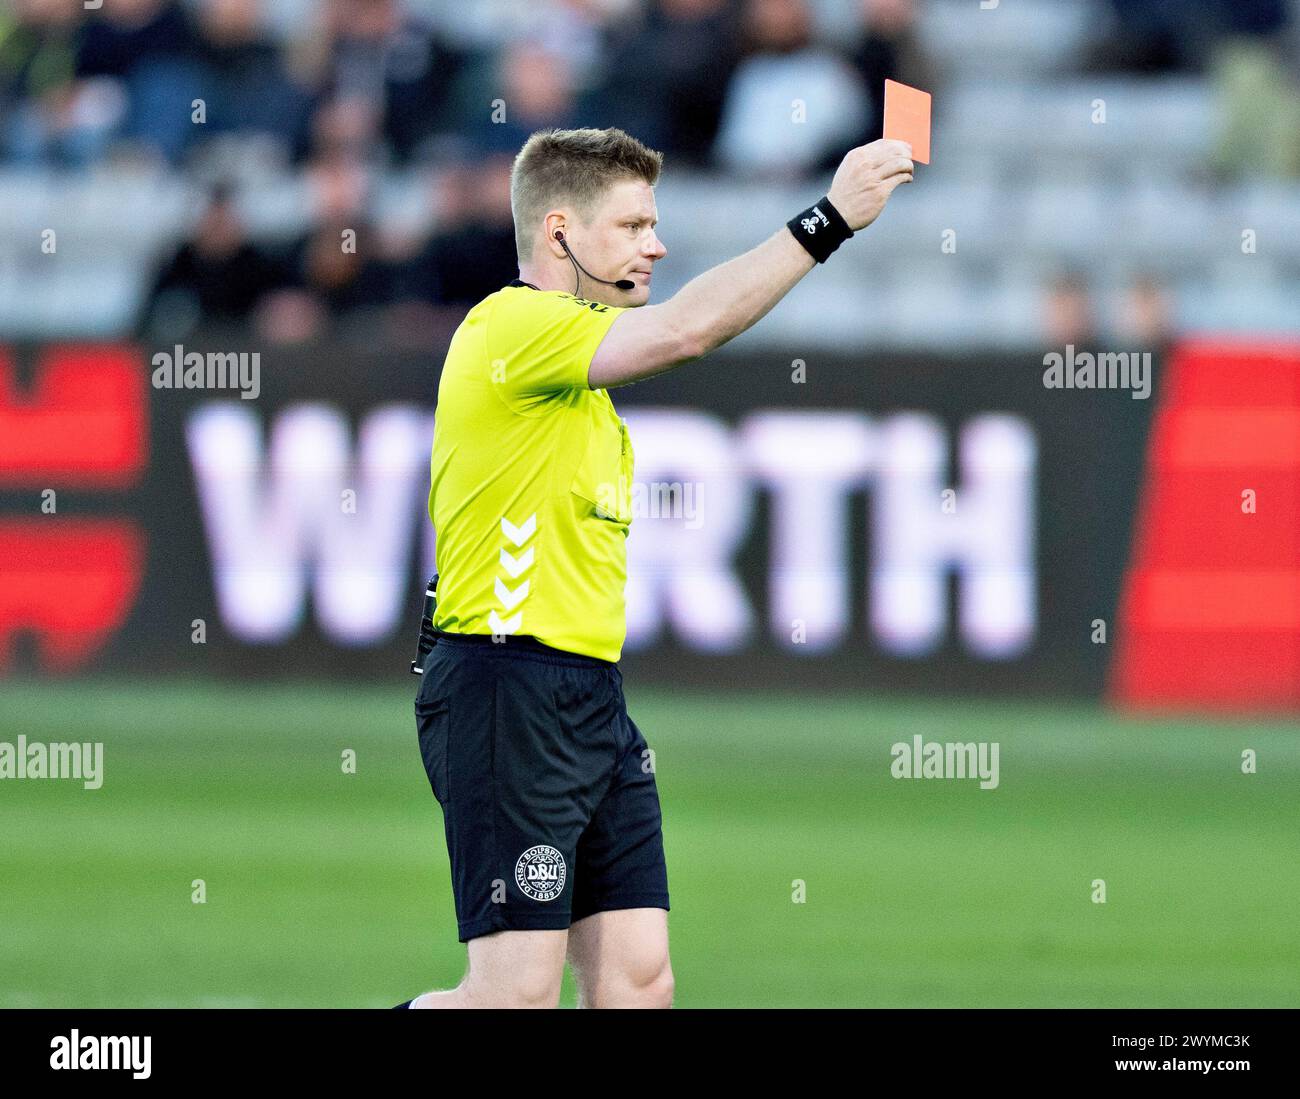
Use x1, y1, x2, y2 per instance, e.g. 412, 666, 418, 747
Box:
514, 845, 566, 902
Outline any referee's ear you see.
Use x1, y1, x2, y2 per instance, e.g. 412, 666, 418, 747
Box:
542, 214, 570, 258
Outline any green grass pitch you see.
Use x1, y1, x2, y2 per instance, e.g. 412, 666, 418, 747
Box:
1, 679, 1296, 1007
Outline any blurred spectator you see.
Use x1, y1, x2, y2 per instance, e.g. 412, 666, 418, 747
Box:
1042, 270, 1099, 347
0, 0, 99, 165
1083, 0, 1203, 73
302, 148, 372, 225
1080, 1, 1298, 180
492, 0, 618, 89
1082, 0, 1292, 75
140, 184, 289, 339
293, 215, 395, 312
1115, 272, 1175, 348
298, 0, 472, 163
398, 153, 519, 308
448, 40, 580, 158
76, 0, 204, 164
1209, 34, 1300, 182
192, 0, 315, 162
820, 0, 936, 171
256, 152, 401, 342
713, 0, 867, 179
308, 95, 384, 162
584, 0, 742, 167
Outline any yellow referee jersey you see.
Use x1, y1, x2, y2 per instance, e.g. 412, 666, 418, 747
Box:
428, 280, 635, 661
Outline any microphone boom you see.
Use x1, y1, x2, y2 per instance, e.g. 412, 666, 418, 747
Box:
554, 231, 636, 293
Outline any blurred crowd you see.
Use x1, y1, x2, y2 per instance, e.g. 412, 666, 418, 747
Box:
1, 0, 944, 172
0, 0, 1294, 343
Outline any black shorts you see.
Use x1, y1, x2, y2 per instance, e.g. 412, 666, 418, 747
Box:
414, 631, 670, 943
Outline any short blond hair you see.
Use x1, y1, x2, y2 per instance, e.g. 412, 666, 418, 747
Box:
510, 127, 664, 263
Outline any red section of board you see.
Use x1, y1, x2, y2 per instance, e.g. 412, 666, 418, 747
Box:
0, 345, 147, 487
0, 345, 148, 672
0, 520, 144, 672
1110, 338, 1300, 712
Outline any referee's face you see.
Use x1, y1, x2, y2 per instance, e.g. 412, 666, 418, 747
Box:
580, 179, 666, 307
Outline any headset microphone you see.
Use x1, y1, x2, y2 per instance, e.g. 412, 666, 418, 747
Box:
553, 230, 636, 293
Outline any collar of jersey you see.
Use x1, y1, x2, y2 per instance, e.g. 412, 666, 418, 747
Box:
507, 279, 541, 291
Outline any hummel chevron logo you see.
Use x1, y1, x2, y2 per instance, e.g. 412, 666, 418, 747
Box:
494, 576, 530, 611
488, 609, 523, 634
494, 512, 536, 632
498, 546, 534, 578
500, 513, 536, 546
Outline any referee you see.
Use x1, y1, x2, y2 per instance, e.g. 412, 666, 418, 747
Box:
403, 127, 913, 1008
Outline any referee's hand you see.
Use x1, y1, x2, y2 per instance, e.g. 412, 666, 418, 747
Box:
827, 139, 915, 232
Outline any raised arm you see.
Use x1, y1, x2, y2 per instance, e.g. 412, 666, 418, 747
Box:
588, 138, 915, 390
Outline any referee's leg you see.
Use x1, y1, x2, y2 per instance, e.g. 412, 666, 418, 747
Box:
411, 928, 569, 1009
567, 908, 673, 1008
564, 688, 673, 1008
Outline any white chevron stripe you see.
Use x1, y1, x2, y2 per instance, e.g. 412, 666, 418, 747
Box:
498, 545, 534, 578
494, 576, 530, 611
500, 513, 536, 546
488, 608, 522, 634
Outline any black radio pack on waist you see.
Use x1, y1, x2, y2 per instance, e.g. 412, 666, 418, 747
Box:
409, 573, 439, 675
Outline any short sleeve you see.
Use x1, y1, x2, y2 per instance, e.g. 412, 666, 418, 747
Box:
487, 289, 625, 414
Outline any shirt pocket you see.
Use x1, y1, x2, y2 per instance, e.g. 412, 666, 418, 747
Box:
569, 410, 634, 526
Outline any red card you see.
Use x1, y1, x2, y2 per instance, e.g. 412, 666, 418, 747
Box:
883, 78, 931, 164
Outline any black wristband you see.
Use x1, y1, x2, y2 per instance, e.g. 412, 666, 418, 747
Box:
786, 195, 854, 263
